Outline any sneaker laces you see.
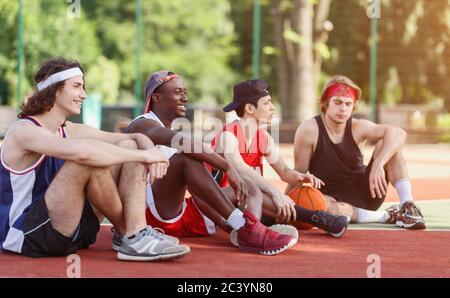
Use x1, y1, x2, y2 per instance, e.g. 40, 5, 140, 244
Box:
317, 212, 334, 229
315, 212, 347, 234
153, 227, 167, 237
404, 204, 423, 218
141, 226, 166, 241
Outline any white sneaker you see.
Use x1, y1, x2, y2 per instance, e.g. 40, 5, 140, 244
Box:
112, 226, 179, 252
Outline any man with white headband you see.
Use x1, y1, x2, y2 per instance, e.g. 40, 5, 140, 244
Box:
287, 75, 426, 229
0, 58, 190, 261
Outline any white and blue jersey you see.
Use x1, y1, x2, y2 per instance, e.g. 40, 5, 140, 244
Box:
0, 116, 66, 253
132, 111, 178, 160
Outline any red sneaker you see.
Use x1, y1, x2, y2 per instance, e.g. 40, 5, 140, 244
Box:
237, 211, 296, 255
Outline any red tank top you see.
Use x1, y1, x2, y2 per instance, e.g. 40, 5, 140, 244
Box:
209, 121, 268, 187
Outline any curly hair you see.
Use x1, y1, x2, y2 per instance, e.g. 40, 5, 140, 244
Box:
18, 58, 84, 118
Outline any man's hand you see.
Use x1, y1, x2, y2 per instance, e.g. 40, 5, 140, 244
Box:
369, 163, 387, 199
143, 147, 169, 184
227, 166, 249, 208
270, 190, 297, 223
283, 170, 325, 189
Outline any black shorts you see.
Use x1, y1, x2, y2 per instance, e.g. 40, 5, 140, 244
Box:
21, 198, 100, 258
322, 158, 389, 211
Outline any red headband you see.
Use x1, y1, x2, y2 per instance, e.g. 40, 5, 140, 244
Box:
322, 83, 357, 102
144, 74, 179, 113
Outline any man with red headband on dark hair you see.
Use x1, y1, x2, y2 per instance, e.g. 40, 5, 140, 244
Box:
287, 75, 426, 229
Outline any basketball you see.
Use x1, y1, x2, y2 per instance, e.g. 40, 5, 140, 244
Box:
288, 186, 327, 230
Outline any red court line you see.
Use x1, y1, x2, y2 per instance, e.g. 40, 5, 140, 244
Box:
1, 227, 449, 278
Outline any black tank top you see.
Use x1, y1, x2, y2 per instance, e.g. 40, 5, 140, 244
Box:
309, 115, 366, 195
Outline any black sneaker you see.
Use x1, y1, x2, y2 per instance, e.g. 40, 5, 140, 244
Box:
311, 211, 349, 238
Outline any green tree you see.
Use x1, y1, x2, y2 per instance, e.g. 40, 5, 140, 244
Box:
84, 0, 238, 105
0, 0, 100, 106
1, 0, 238, 107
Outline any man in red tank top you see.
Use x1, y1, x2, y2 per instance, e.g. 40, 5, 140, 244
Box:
288, 75, 426, 230
205, 79, 349, 238
127, 71, 297, 256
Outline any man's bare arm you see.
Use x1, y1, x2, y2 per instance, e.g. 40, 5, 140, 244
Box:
66, 121, 155, 150
285, 119, 318, 194
12, 123, 166, 167
128, 118, 230, 171
353, 119, 407, 198
265, 136, 323, 189
354, 119, 407, 167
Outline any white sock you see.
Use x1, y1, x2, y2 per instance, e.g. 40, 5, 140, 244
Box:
356, 208, 389, 223
226, 209, 245, 230
394, 178, 414, 207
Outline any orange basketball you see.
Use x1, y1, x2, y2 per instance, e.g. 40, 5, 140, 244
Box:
288, 186, 327, 230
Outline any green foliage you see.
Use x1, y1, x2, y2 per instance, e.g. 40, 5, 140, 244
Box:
438, 114, 450, 129
0, 0, 100, 106
85, 56, 120, 105
0, 0, 237, 106
382, 67, 402, 106
438, 132, 450, 143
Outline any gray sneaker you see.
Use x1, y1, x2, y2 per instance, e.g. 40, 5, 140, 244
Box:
117, 226, 190, 261
112, 226, 179, 252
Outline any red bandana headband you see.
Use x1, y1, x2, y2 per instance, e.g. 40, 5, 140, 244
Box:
144, 74, 179, 113
322, 83, 357, 102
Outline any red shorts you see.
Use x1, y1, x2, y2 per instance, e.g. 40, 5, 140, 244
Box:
145, 186, 216, 238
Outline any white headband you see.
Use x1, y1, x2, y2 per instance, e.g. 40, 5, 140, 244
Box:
37, 67, 83, 91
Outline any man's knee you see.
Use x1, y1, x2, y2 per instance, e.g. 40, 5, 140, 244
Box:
171, 153, 200, 168
324, 196, 357, 221
391, 150, 405, 162
61, 161, 96, 176
63, 160, 110, 177
89, 166, 113, 180
117, 139, 138, 149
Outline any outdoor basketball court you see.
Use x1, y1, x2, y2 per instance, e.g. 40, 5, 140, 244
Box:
0, 143, 449, 278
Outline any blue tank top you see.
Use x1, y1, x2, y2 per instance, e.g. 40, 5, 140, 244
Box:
0, 116, 66, 253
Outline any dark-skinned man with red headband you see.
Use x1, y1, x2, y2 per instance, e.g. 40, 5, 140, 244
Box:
286, 75, 426, 229
125, 70, 297, 256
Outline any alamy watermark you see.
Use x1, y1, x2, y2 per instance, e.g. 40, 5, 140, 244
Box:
366, 254, 381, 278
367, 0, 381, 19
67, 0, 81, 19
66, 254, 81, 278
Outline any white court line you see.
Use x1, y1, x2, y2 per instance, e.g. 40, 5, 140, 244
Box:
414, 198, 450, 203
350, 198, 450, 231
384, 198, 450, 204
348, 227, 450, 232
